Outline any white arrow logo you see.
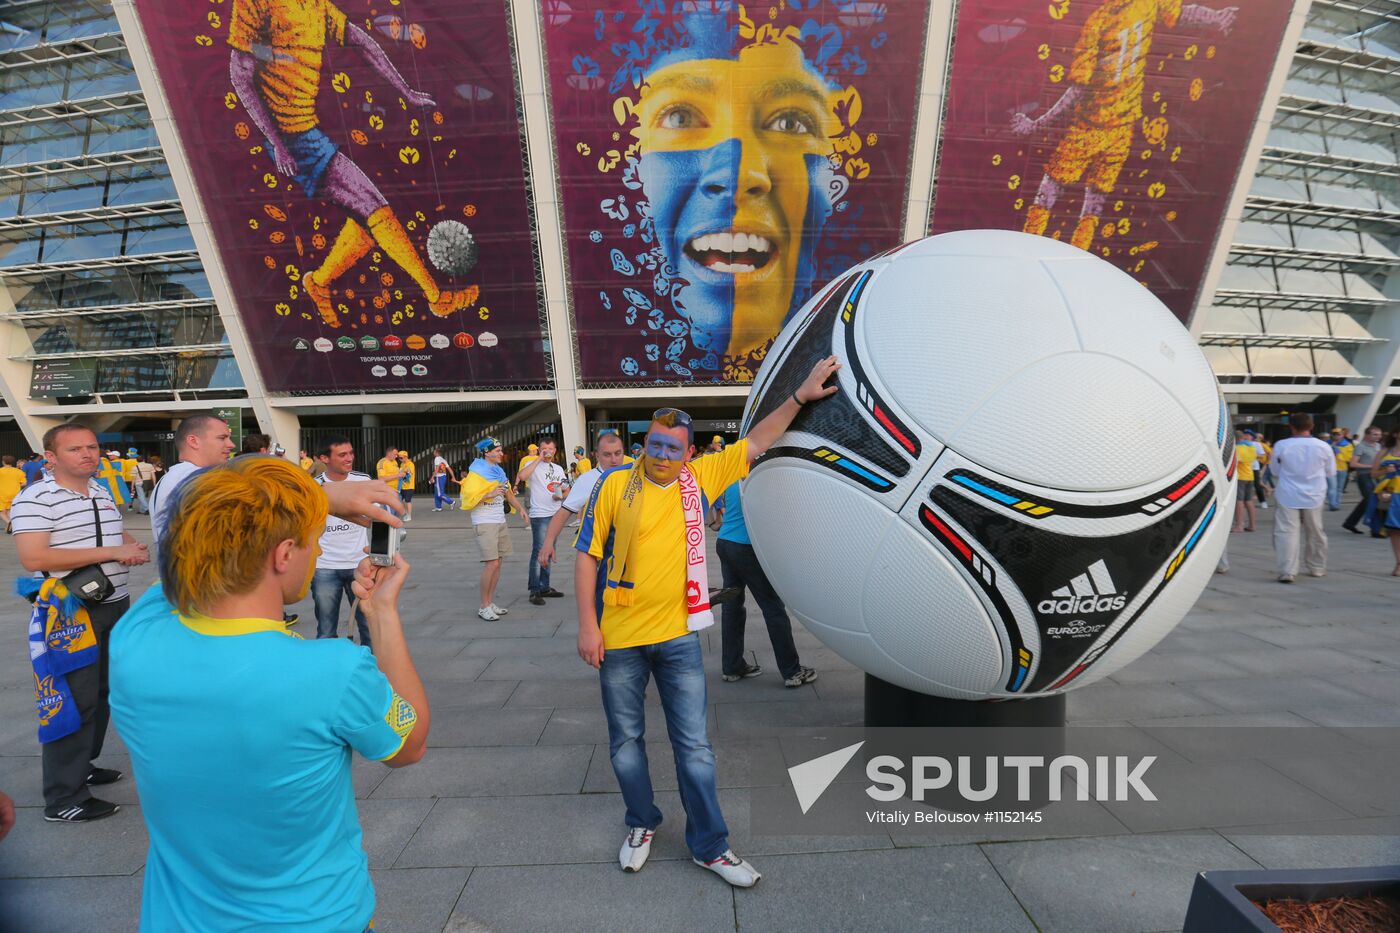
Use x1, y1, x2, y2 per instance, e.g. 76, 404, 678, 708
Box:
788, 741, 865, 814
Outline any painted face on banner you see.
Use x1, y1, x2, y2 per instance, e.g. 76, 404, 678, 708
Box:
634, 39, 838, 361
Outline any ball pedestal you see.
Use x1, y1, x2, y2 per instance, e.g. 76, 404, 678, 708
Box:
864, 675, 1066, 728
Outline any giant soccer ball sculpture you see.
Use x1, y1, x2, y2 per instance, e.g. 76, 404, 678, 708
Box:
740, 230, 1235, 701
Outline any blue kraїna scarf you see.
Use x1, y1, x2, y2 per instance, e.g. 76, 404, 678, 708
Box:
19, 576, 99, 743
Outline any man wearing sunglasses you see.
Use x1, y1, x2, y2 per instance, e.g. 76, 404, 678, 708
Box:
575, 355, 840, 887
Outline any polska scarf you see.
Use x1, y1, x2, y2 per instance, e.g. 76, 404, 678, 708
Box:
19, 576, 99, 743
459, 458, 509, 511
603, 458, 714, 631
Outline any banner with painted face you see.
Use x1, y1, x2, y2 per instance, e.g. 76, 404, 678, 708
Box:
131, 0, 547, 392
544, 1, 929, 384
930, 0, 1291, 321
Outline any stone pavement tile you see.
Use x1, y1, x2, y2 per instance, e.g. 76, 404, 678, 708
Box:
354, 756, 393, 799
357, 797, 437, 869
1106, 653, 1252, 685
446, 861, 733, 933
369, 867, 470, 933
1339, 639, 1400, 669
0, 806, 148, 879
477, 656, 609, 681
434, 619, 561, 639
420, 680, 520, 711
1222, 822, 1400, 869
425, 707, 551, 747
1338, 670, 1400, 704
581, 738, 788, 793
1100, 757, 1353, 834
713, 699, 863, 739
371, 745, 592, 799
395, 792, 636, 868
1264, 751, 1400, 819
808, 669, 865, 701
1180, 675, 1375, 714
1068, 683, 1225, 722
1214, 646, 1386, 678
539, 705, 715, 746
1148, 630, 1281, 656
718, 787, 897, 858
735, 846, 1035, 933
506, 678, 626, 709
412, 656, 492, 683
980, 832, 1262, 933
1237, 623, 1396, 652
0, 874, 143, 933
458, 636, 580, 658
1294, 704, 1400, 729
889, 787, 1131, 849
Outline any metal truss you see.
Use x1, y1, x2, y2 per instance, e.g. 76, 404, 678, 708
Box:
1310, 0, 1400, 21
1230, 242, 1400, 269
0, 90, 146, 129
1198, 332, 1385, 349
1295, 38, 1400, 76
0, 30, 125, 69
1260, 148, 1400, 182
1245, 195, 1400, 225
15, 343, 229, 363
0, 297, 218, 323
1214, 289, 1391, 311
1275, 95, 1400, 132
0, 198, 183, 233
0, 250, 201, 282
0, 146, 165, 184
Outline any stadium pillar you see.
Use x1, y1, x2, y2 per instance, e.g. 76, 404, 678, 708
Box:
1335, 269, 1400, 431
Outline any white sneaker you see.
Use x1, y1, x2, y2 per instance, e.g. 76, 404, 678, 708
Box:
404, 513, 413, 522
567, 519, 581, 528
619, 827, 654, 872
490, 603, 509, 615
694, 850, 761, 887
477, 606, 500, 621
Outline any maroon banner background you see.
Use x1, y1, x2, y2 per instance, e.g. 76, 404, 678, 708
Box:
931, 0, 1290, 320
543, 1, 929, 385
132, 0, 546, 392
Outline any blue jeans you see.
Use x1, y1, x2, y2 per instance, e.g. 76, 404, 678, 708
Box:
527, 516, 553, 593
1326, 471, 1342, 510
599, 633, 728, 861
312, 568, 371, 648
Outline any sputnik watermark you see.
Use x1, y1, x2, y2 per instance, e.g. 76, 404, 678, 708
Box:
788, 740, 1157, 818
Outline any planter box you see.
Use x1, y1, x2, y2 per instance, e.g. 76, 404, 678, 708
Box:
1184, 865, 1400, 932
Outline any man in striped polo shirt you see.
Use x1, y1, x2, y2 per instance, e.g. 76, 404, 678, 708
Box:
11, 422, 150, 823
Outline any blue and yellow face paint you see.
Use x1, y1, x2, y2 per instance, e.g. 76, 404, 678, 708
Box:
633, 25, 838, 360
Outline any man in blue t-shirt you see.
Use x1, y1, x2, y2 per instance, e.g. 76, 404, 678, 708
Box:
20, 453, 46, 487
711, 482, 816, 688
110, 456, 428, 932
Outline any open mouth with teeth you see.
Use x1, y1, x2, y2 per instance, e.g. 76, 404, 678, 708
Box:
684, 231, 775, 274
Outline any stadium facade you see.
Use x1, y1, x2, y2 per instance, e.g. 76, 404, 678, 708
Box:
0, 0, 1395, 462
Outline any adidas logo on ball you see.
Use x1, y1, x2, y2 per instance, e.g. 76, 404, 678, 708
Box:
1037, 560, 1127, 615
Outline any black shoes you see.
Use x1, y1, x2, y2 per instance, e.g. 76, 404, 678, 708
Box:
283, 612, 299, 627
542, 588, 565, 598
1343, 524, 1363, 534
45, 798, 120, 823
529, 592, 546, 606
86, 767, 123, 786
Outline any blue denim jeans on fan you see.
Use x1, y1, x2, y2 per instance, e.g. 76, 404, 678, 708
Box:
1326, 471, 1342, 510
311, 568, 371, 648
527, 515, 553, 594
599, 632, 728, 862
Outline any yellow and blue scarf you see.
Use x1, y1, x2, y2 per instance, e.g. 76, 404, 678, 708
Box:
19, 576, 99, 743
459, 458, 509, 511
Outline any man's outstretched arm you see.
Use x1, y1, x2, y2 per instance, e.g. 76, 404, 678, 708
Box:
346, 24, 435, 107
1179, 5, 1237, 33
743, 356, 842, 463
229, 50, 296, 176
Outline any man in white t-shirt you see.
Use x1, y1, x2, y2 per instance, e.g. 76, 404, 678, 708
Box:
468, 438, 525, 621
430, 448, 457, 511
517, 438, 567, 606
149, 413, 235, 560
312, 434, 374, 647
1269, 412, 1334, 583
536, 431, 627, 573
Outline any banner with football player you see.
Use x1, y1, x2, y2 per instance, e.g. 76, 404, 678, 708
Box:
131, 0, 547, 392
543, 1, 930, 385
931, 0, 1291, 320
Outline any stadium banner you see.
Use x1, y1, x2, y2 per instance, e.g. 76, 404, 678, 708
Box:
543, 1, 930, 385
930, 0, 1291, 320
131, 0, 547, 392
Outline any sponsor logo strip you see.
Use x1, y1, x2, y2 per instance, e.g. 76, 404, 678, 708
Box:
946, 465, 1210, 520
758, 446, 894, 492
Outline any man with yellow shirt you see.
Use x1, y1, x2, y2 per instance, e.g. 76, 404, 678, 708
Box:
575, 354, 840, 886
226, 0, 477, 329
1232, 428, 1258, 533
0, 454, 27, 532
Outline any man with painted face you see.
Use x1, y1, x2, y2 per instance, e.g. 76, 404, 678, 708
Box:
575, 355, 840, 886
632, 14, 841, 363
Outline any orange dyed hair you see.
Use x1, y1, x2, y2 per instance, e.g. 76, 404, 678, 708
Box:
161, 455, 328, 614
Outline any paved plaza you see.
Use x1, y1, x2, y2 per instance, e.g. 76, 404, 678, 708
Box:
1, 498, 1398, 932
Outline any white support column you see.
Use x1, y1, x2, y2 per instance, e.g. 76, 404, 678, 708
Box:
510, 0, 586, 458
111, 0, 299, 454
902, 0, 957, 243
1186, 0, 1315, 336
1335, 270, 1400, 431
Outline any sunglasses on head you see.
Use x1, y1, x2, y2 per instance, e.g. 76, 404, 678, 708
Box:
652, 408, 693, 427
